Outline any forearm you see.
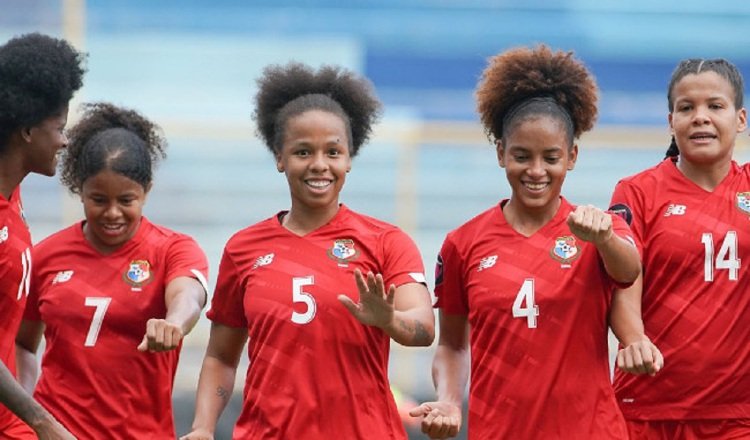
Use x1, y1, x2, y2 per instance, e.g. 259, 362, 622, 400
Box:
15, 345, 39, 394
383, 308, 435, 347
166, 294, 203, 336
596, 234, 641, 284
610, 280, 648, 346
432, 344, 470, 406
190, 356, 238, 433
0, 361, 51, 429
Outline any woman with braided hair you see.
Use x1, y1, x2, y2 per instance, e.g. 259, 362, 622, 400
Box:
409, 45, 640, 439
181, 62, 434, 440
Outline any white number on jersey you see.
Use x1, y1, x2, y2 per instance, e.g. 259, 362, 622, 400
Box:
291, 276, 316, 324
701, 232, 740, 282
512, 278, 539, 328
84, 297, 112, 347
16, 248, 31, 300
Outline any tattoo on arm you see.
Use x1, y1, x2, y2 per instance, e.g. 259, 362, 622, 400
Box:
398, 318, 431, 345
216, 386, 229, 403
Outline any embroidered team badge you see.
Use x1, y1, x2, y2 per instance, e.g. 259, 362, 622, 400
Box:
0, 226, 7, 244
123, 260, 152, 289
550, 236, 580, 265
327, 238, 359, 265
737, 192, 750, 215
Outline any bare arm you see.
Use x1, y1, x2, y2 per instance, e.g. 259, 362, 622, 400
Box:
15, 319, 45, 394
138, 276, 207, 352
409, 312, 469, 439
179, 322, 248, 440
338, 269, 435, 346
567, 205, 641, 283
610, 276, 663, 375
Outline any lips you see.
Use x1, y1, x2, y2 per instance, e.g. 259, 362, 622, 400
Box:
305, 179, 333, 190
689, 132, 717, 141
99, 223, 126, 237
523, 181, 549, 191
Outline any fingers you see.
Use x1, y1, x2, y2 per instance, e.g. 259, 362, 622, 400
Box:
422, 408, 460, 439
567, 205, 613, 243
408, 403, 431, 418
617, 340, 664, 376
338, 294, 360, 317
140, 319, 183, 353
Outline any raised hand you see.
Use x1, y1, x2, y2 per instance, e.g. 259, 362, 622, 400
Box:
137, 318, 184, 352
408, 401, 462, 439
566, 204, 614, 245
338, 269, 395, 330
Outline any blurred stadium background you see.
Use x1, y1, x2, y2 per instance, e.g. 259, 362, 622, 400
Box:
3, 0, 750, 438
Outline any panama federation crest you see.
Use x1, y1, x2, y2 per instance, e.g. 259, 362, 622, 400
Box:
737, 192, 750, 215
550, 235, 580, 265
123, 259, 152, 289
327, 238, 359, 265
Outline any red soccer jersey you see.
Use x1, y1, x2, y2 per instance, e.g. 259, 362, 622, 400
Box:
611, 159, 750, 420
0, 187, 34, 436
24, 217, 208, 439
435, 197, 634, 440
208, 204, 425, 440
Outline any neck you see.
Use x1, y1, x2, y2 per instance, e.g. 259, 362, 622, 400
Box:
0, 152, 26, 200
282, 201, 341, 236
676, 157, 731, 192
502, 197, 561, 237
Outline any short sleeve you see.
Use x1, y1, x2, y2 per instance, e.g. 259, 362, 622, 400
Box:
433, 234, 468, 314
165, 234, 209, 292
609, 180, 646, 249
206, 247, 248, 328
23, 249, 42, 321
379, 228, 427, 288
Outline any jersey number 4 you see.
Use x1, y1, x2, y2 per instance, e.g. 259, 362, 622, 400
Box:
512, 278, 539, 328
702, 231, 740, 282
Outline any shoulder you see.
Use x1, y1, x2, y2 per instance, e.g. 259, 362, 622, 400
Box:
224, 214, 280, 251
615, 159, 673, 190
35, 223, 81, 252
446, 205, 501, 244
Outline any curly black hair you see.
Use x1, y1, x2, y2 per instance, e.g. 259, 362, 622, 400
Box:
61, 102, 166, 194
253, 62, 382, 157
0, 32, 86, 150
476, 45, 598, 146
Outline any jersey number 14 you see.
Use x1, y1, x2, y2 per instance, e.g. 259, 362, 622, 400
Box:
701, 231, 740, 282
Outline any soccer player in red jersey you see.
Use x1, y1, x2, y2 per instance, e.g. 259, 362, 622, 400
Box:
14, 103, 209, 439
0, 33, 84, 439
180, 63, 435, 440
409, 45, 641, 439
609, 59, 750, 439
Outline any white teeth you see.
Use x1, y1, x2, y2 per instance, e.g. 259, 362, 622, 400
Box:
306, 180, 331, 188
525, 182, 547, 190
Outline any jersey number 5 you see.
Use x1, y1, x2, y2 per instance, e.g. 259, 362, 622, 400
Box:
702, 231, 740, 282
512, 278, 539, 328
84, 297, 112, 347
292, 276, 316, 324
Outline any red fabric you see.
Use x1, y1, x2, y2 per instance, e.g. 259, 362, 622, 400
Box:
208, 205, 425, 440
26, 217, 208, 439
435, 197, 634, 439
612, 160, 750, 420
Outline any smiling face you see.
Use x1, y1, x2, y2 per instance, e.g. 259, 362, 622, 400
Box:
669, 71, 747, 167
276, 109, 352, 219
23, 106, 69, 177
81, 169, 148, 254
498, 115, 577, 219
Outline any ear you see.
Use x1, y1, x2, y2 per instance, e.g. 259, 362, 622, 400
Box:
144, 182, 154, 195
496, 140, 506, 168
737, 107, 748, 133
567, 144, 578, 171
20, 126, 33, 143
668, 112, 675, 135
275, 154, 284, 173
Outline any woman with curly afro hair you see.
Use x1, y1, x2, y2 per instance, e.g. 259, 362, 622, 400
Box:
182, 62, 434, 440
15, 102, 209, 439
409, 45, 641, 439
0, 32, 84, 440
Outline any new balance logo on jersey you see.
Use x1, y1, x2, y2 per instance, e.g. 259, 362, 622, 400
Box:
52, 270, 74, 284
477, 255, 497, 271
0, 226, 7, 244
664, 204, 686, 216
252, 253, 274, 269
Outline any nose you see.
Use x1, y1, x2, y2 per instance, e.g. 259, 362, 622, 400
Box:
692, 106, 710, 125
103, 203, 121, 219
527, 157, 545, 178
309, 151, 329, 172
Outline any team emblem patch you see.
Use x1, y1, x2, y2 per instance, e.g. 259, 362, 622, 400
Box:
434, 254, 444, 286
327, 239, 359, 264
737, 192, 750, 214
123, 260, 152, 288
550, 236, 580, 264
0, 226, 7, 243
